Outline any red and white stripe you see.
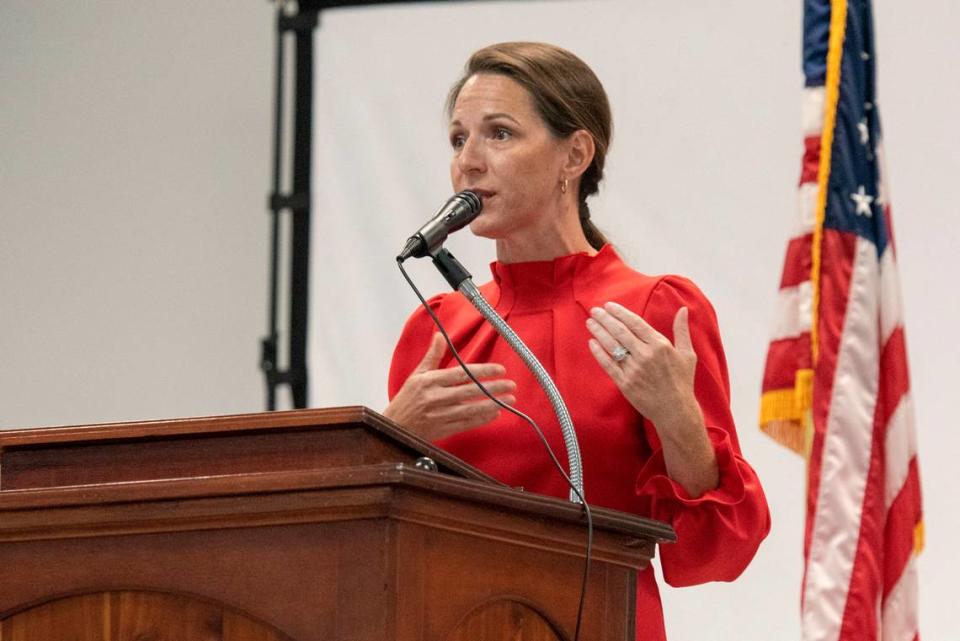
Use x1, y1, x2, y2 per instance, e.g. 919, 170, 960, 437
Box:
763, 83, 922, 640
800, 152, 922, 641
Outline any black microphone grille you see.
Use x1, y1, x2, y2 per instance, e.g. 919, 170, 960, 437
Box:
454, 190, 483, 214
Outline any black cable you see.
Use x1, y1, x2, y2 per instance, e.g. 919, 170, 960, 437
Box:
397, 258, 594, 641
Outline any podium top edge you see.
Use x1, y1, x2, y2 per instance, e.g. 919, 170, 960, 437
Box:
0, 406, 383, 446
0, 406, 501, 486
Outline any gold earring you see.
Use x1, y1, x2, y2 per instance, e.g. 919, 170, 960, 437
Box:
561, 178, 568, 194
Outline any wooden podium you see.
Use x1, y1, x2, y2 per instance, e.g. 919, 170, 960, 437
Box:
0, 406, 674, 641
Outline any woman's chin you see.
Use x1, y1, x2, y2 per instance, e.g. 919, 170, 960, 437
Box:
468, 216, 506, 240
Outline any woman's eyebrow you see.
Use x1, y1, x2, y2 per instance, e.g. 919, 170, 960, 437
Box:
483, 112, 521, 125
449, 113, 522, 129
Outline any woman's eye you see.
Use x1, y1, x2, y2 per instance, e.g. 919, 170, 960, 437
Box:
450, 134, 466, 149
494, 128, 512, 141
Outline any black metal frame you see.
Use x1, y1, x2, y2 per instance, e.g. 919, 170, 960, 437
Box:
261, 0, 485, 410
261, 0, 319, 410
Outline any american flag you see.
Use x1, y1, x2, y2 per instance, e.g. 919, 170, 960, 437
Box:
760, 1, 923, 640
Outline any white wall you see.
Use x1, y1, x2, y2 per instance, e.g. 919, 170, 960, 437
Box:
0, 1, 274, 425
1, 1, 956, 640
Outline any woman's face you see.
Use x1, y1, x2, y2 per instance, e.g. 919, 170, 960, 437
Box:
448, 73, 568, 242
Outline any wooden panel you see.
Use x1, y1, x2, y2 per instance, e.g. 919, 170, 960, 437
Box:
0, 408, 667, 641
223, 610, 294, 641
0, 428, 372, 490
446, 600, 564, 641
0, 476, 655, 641
0, 465, 672, 551
0, 407, 499, 489
114, 591, 223, 640
0, 592, 296, 641
0, 521, 388, 641
391, 515, 637, 641
1, 592, 107, 641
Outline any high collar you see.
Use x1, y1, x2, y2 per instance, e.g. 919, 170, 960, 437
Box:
488, 243, 620, 314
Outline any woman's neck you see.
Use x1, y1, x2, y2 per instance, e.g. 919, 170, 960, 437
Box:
495, 235, 595, 264
494, 206, 597, 264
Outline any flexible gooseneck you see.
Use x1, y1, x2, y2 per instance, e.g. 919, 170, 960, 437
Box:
458, 279, 585, 503
430, 248, 584, 504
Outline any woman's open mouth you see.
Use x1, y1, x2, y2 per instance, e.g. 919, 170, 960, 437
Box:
468, 188, 496, 201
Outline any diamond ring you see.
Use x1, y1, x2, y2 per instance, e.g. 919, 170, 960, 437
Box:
611, 344, 630, 363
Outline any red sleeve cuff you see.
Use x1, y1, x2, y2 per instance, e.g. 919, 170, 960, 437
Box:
635, 426, 746, 519
635, 426, 771, 586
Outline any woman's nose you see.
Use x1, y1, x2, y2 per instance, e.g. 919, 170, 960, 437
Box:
456, 137, 486, 175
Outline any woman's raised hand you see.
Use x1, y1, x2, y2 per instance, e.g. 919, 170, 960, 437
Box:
586, 302, 718, 497
384, 332, 517, 441
585, 302, 698, 429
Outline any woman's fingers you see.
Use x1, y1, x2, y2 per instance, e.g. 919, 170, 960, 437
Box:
602, 301, 663, 344
385, 340, 515, 439
429, 362, 507, 386
414, 332, 448, 373
588, 306, 647, 355
411, 332, 510, 388
437, 378, 517, 403
588, 338, 625, 385
430, 395, 517, 435
672, 306, 695, 355
585, 316, 634, 361
588, 307, 633, 348
586, 303, 699, 428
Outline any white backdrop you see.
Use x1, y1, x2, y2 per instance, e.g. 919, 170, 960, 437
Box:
1, 1, 956, 640
307, 2, 958, 640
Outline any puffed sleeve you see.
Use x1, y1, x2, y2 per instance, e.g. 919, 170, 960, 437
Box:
633, 276, 770, 587
387, 294, 446, 400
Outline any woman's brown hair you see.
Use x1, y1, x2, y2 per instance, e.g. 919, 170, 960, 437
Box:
446, 42, 612, 250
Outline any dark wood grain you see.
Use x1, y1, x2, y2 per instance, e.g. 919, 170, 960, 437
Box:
0, 464, 673, 547
446, 600, 564, 641
224, 609, 296, 641
1, 592, 107, 641
0, 407, 673, 641
114, 591, 223, 641
1, 591, 296, 641
0, 407, 499, 489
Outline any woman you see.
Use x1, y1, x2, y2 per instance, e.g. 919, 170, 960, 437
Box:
385, 42, 769, 640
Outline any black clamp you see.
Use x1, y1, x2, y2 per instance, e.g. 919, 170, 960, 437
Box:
268, 192, 310, 214
260, 335, 305, 388
260, 335, 281, 380
277, 11, 319, 34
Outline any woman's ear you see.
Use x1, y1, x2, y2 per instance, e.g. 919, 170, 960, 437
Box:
562, 130, 596, 182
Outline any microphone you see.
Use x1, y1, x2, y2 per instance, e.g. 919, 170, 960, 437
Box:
397, 190, 483, 261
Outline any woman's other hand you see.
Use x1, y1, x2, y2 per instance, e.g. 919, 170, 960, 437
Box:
586, 302, 719, 497
384, 332, 517, 441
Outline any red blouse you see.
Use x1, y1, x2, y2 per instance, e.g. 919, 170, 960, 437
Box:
388, 244, 770, 640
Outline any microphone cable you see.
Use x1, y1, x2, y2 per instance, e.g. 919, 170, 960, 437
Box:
397, 258, 594, 641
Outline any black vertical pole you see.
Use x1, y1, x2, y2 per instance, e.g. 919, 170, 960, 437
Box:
262, 3, 284, 411
262, 2, 318, 410
263, 0, 465, 410
288, 0, 317, 408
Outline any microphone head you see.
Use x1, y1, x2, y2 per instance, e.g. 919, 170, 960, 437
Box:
459, 189, 483, 212
398, 190, 485, 262
442, 190, 483, 232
